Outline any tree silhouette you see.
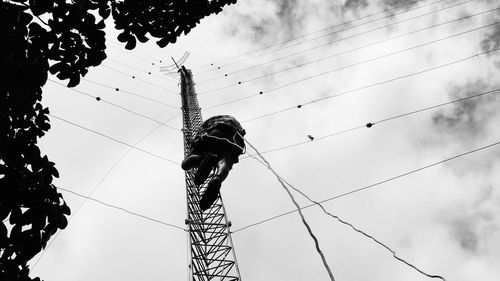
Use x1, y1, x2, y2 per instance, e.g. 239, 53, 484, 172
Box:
0, 1, 237, 280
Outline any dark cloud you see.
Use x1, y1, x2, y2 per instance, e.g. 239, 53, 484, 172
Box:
480, 8, 500, 55
224, 0, 302, 44
481, 24, 500, 53
446, 185, 500, 255
379, 0, 420, 10
344, 0, 369, 11
431, 80, 500, 141
224, 0, 343, 45
451, 219, 479, 253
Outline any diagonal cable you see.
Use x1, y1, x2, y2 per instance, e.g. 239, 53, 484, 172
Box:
244, 138, 336, 281
248, 153, 446, 280
233, 140, 500, 233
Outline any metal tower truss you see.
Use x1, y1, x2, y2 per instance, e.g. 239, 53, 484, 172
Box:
179, 66, 241, 281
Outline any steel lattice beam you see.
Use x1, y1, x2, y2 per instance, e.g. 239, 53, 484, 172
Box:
179, 67, 241, 281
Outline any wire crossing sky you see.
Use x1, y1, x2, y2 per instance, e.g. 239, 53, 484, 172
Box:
30, 0, 500, 280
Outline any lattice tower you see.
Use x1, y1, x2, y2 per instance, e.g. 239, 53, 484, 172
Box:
179, 66, 241, 281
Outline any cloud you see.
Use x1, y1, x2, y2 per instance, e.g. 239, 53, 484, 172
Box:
481, 23, 500, 54
223, 0, 344, 44
479, 7, 500, 62
379, 0, 420, 10
344, 0, 368, 10
344, 0, 369, 11
414, 76, 500, 260
431, 79, 500, 144
444, 184, 500, 255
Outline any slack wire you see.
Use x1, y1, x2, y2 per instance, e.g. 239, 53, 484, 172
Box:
199, 0, 473, 83
242, 87, 500, 157
249, 152, 446, 280
58, 187, 186, 231
244, 138, 336, 281
197, 0, 444, 72
48, 79, 180, 132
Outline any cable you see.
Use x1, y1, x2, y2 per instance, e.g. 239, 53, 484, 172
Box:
105, 59, 178, 92
246, 145, 446, 281
242, 55, 500, 124
101, 64, 179, 91
30, 113, 181, 271
101, 63, 178, 85
244, 138, 336, 281
237, 2, 493, 82
198, 0, 473, 83
48, 79, 181, 132
58, 187, 186, 231
241, 87, 500, 157
205, 46, 500, 112
107, 57, 174, 82
233, 139, 500, 233
196, 0, 445, 72
49, 114, 180, 165
81, 78, 179, 109
202, 20, 499, 96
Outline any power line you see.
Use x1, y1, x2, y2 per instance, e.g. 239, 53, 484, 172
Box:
202, 20, 499, 96
211, 1, 489, 85
107, 57, 174, 82
102, 63, 178, 83
30, 113, 181, 272
198, 0, 471, 83
205, 44, 500, 112
241, 49, 500, 124
246, 141, 447, 281
105, 58, 178, 91
58, 187, 186, 231
196, 0, 444, 72
49, 114, 180, 165
101, 63, 179, 91
48, 79, 181, 132
233, 139, 500, 233
241, 87, 500, 157
261, 22, 499, 93
81, 78, 178, 109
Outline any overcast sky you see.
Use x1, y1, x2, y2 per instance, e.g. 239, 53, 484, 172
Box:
29, 0, 500, 280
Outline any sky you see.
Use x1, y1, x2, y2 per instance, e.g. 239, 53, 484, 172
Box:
28, 0, 500, 280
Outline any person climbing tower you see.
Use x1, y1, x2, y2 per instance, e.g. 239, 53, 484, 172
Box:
181, 115, 246, 211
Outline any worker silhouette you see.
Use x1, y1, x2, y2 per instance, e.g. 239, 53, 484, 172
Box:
182, 115, 246, 211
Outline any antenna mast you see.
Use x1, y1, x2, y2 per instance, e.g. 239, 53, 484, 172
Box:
179, 66, 242, 281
